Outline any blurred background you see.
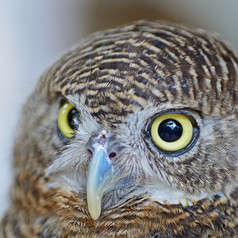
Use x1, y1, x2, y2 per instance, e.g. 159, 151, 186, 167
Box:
1, 0, 238, 218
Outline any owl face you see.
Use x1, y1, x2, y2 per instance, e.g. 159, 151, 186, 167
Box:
13, 21, 238, 236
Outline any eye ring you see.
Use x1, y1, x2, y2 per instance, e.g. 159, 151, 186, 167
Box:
150, 113, 193, 152
58, 102, 78, 139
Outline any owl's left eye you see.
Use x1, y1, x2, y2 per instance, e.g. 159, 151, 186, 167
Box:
148, 113, 198, 153
57, 102, 79, 139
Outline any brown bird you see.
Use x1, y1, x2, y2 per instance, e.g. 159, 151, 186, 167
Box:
0, 20, 238, 237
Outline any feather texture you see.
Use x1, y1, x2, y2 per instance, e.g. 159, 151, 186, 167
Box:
1, 20, 238, 237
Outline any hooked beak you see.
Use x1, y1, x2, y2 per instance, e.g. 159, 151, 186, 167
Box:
87, 130, 115, 220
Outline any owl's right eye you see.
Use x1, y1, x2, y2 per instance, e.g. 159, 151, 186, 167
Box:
57, 102, 79, 139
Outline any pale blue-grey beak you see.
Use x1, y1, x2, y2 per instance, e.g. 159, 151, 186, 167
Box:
87, 130, 114, 220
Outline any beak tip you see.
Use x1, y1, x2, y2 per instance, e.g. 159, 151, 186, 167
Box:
87, 187, 102, 220
88, 201, 101, 220
91, 213, 100, 221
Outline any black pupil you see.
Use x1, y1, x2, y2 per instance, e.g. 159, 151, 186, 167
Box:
68, 109, 79, 130
158, 119, 183, 142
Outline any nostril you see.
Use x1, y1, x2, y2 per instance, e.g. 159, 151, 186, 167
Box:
88, 149, 93, 156
109, 152, 117, 159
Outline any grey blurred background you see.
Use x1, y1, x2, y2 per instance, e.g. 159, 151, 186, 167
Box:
1, 0, 238, 218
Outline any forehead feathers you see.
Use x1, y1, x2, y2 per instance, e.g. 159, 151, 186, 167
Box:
40, 20, 238, 119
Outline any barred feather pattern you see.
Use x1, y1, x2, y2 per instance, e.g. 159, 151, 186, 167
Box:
1, 20, 238, 237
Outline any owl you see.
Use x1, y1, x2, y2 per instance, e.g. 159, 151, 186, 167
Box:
0, 20, 238, 238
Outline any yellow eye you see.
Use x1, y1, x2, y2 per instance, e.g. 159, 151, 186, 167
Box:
58, 102, 79, 139
150, 113, 194, 152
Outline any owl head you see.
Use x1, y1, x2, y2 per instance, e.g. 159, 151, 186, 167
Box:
12, 20, 238, 236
